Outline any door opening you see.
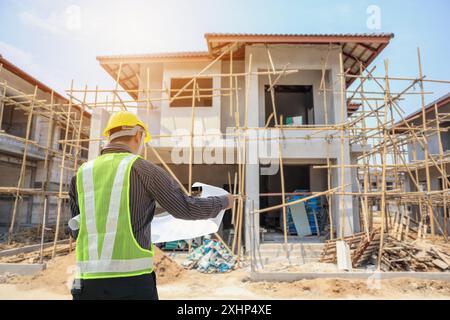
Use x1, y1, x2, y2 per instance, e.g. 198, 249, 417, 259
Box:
264, 85, 314, 127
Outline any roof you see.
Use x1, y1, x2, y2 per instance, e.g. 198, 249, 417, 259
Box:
0, 54, 90, 118
97, 32, 394, 100
391, 92, 450, 132
97, 51, 210, 62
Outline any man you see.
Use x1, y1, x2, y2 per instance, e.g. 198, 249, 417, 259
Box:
69, 111, 233, 300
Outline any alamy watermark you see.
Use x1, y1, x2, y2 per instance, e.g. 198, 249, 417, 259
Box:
366, 5, 381, 30
165, 127, 287, 175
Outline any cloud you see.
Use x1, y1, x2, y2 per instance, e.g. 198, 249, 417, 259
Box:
19, 11, 65, 35
18, 5, 82, 35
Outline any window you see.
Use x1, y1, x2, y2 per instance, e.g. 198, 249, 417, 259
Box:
418, 181, 426, 192
58, 127, 73, 151
370, 182, 377, 191
170, 78, 213, 107
440, 122, 450, 151
264, 85, 314, 127
1, 104, 28, 138
438, 176, 450, 190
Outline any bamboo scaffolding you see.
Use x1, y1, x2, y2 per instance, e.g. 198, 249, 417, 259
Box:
3, 41, 450, 271
7, 85, 38, 243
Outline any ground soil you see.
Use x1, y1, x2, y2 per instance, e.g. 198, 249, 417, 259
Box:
1, 251, 450, 300
1, 246, 185, 297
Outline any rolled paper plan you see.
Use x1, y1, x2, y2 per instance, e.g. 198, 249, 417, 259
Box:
151, 182, 228, 243
68, 214, 80, 231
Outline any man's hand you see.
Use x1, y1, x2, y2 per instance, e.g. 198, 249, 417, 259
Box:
225, 193, 235, 210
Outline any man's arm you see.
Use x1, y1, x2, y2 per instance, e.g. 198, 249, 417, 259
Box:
133, 158, 231, 220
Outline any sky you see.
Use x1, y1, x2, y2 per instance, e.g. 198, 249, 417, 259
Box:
0, 0, 449, 117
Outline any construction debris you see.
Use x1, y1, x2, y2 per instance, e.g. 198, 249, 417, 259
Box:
380, 237, 450, 272
320, 228, 450, 272
320, 232, 370, 264
182, 238, 236, 273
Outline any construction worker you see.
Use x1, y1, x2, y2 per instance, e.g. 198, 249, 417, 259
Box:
69, 111, 233, 300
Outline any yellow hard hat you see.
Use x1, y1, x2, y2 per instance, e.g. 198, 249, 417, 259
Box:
103, 111, 151, 143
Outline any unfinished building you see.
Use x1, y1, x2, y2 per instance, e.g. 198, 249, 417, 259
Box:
394, 92, 450, 236
95, 33, 394, 252
2, 30, 449, 275
0, 55, 91, 245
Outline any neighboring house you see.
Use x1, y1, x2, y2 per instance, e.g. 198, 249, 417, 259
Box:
393, 92, 450, 235
95, 33, 393, 247
0, 55, 91, 232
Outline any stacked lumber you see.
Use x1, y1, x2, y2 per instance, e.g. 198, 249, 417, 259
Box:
380, 236, 450, 272
320, 228, 450, 272
320, 232, 367, 263
352, 229, 381, 267
391, 211, 423, 241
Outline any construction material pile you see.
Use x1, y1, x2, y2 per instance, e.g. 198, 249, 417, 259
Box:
380, 236, 450, 272
321, 229, 450, 272
182, 238, 236, 273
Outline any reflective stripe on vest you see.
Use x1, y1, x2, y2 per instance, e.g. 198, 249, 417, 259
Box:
77, 154, 153, 275
77, 257, 153, 274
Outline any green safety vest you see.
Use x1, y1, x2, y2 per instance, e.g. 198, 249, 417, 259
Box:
75, 152, 154, 279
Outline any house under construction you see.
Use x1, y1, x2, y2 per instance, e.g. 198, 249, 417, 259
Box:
1, 32, 450, 273
0, 55, 91, 246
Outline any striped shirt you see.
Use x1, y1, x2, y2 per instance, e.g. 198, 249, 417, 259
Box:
69, 143, 229, 249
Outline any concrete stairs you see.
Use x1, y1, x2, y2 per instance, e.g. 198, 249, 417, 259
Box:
256, 242, 325, 265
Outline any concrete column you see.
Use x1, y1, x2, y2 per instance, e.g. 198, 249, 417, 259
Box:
330, 59, 354, 236
88, 108, 110, 160
245, 163, 260, 252
351, 152, 361, 233
245, 48, 261, 252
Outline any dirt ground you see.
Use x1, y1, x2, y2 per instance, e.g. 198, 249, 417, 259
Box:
1, 251, 450, 300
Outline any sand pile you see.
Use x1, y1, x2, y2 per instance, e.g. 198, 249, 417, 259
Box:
8, 251, 76, 295
7, 247, 184, 294
153, 246, 185, 284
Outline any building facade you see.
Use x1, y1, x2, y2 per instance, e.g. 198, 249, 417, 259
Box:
95, 33, 393, 249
